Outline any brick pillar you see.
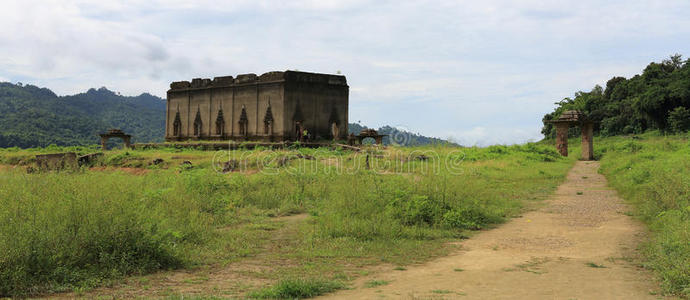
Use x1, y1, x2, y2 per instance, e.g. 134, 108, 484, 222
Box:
555, 122, 569, 157
581, 122, 594, 160
100, 137, 108, 150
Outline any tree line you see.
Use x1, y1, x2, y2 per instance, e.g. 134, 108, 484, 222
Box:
542, 54, 690, 138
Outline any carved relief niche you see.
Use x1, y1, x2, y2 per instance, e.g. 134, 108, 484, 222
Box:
238, 105, 249, 137
263, 102, 274, 136
215, 108, 225, 136
193, 107, 203, 137
173, 107, 182, 137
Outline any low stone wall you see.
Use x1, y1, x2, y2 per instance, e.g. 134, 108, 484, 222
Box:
34, 152, 104, 171
35, 153, 78, 171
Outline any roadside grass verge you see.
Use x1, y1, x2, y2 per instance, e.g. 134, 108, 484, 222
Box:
598, 133, 690, 296
0, 143, 575, 297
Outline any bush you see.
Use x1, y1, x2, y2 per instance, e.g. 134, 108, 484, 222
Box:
442, 207, 503, 230
387, 194, 447, 226
248, 278, 345, 299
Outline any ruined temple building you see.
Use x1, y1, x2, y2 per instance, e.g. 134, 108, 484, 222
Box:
166, 71, 348, 142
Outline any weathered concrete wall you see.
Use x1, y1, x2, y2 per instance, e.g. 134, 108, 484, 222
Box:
215, 87, 234, 136
283, 71, 348, 140
167, 92, 188, 137
166, 71, 347, 142
190, 89, 211, 136
285, 84, 348, 140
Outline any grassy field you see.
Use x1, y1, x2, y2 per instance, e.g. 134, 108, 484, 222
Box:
596, 132, 690, 296
0, 143, 576, 297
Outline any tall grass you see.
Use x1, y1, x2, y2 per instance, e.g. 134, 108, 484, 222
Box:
598, 133, 690, 296
0, 170, 219, 296
0, 143, 574, 297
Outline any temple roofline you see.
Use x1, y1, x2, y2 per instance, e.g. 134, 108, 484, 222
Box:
167, 70, 348, 93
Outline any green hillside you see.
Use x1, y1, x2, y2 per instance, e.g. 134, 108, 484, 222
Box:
0, 83, 166, 148
542, 54, 690, 138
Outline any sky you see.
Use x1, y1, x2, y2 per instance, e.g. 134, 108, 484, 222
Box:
1, 1, 689, 146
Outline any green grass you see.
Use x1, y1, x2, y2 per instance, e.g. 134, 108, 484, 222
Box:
0, 143, 575, 297
596, 132, 690, 296
364, 280, 390, 288
247, 278, 345, 299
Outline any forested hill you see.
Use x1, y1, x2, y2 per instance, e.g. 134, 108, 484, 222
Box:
0, 83, 452, 148
0, 83, 166, 148
542, 54, 690, 138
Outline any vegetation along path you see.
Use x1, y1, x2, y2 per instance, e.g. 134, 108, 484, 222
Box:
320, 161, 667, 299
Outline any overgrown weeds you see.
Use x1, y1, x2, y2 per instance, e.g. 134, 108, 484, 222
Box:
598, 133, 690, 296
0, 143, 574, 297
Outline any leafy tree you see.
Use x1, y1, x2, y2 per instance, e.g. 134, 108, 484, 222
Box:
668, 106, 690, 133
542, 54, 690, 137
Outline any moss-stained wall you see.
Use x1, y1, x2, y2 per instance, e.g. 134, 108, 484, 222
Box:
166, 71, 347, 142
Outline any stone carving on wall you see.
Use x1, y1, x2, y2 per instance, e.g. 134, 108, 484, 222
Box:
173, 109, 182, 137
193, 108, 202, 137
215, 108, 225, 136
239, 105, 249, 137
263, 102, 274, 135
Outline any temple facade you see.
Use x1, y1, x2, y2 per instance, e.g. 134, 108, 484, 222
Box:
166, 71, 348, 142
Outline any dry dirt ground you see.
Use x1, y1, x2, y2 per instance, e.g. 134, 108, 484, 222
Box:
319, 161, 670, 300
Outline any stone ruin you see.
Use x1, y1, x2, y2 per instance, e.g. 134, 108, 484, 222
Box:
349, 128, 387, 145
99, 129, 131, 150
34, 152, 103, 171
547, 110, 594, 160
166, 70, 349, 143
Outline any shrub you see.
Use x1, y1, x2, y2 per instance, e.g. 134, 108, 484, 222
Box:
248, 278, 345, 299
387, 194, 447, 226
441, 207, 503, 230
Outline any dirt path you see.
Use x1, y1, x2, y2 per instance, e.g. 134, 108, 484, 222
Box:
320, 161, 667, 299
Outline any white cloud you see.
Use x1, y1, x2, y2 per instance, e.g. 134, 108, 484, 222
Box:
444, 126, 542, 147
1, 0, 689, 144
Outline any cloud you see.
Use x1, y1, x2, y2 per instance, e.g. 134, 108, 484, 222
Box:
1, 0, 689, 144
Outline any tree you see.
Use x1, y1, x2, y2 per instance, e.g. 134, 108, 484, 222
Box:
541, 54, 690, 138
668, 106, 690, 133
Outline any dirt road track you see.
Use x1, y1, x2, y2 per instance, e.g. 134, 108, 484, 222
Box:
320, 161, 669, 299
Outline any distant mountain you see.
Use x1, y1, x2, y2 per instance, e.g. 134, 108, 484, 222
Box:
0, 83, 165, 148
347, 123, 455, 146
0, 82, 453, 148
